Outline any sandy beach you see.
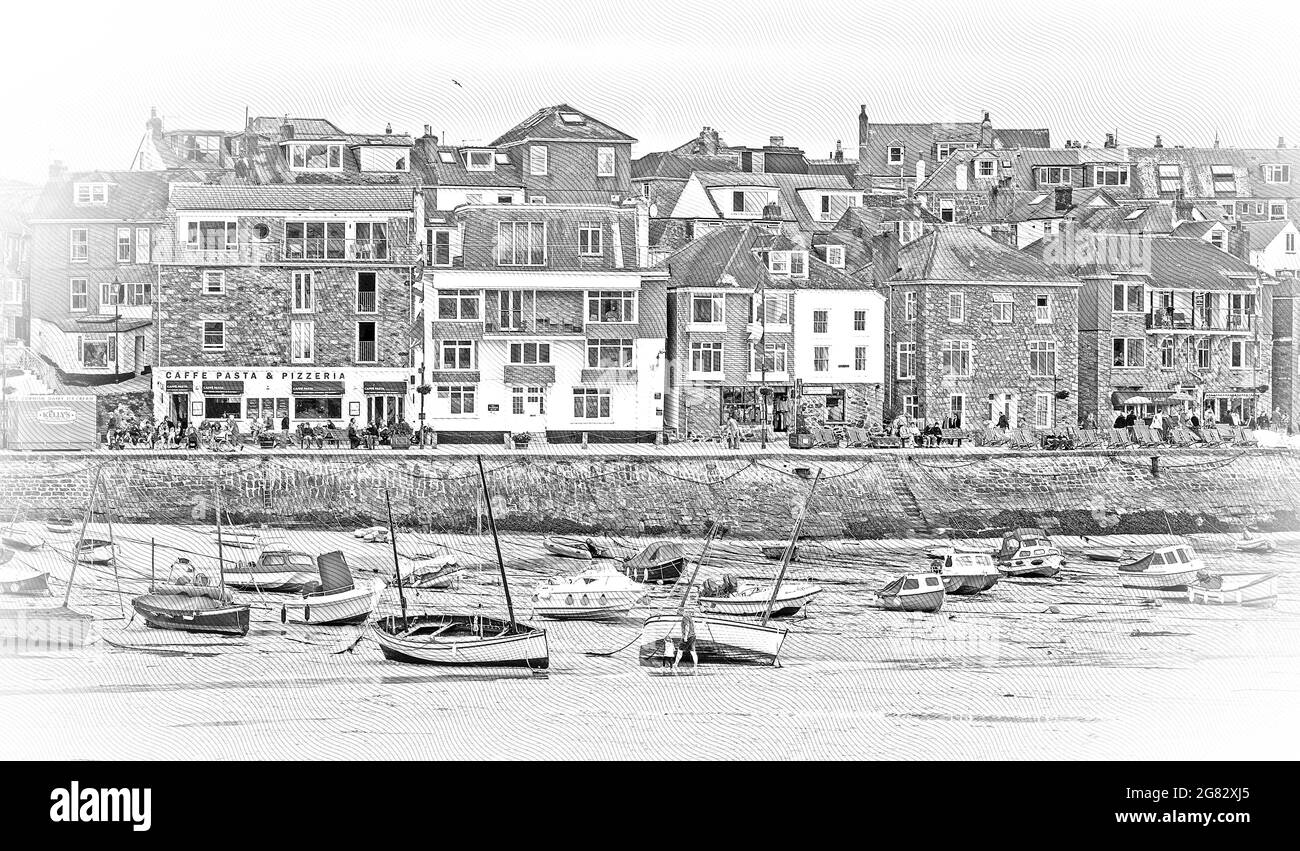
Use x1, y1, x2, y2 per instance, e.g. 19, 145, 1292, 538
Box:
1, 524, 1297, 760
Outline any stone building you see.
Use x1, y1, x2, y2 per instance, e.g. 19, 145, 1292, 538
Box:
0, 179, 38, 344
658, 223, 885, 437
153, 183, 420, 430
888, 226, 1080, 429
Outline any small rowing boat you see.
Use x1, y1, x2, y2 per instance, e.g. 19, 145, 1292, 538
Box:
1187, 571, 1278, 607
532, 564, 646, 620
1080, 537, 1126, 562
45, 518, 75, 534
211, 529, 260, 550
1117, 544, 1205, 591
224, 548, 318, 592
1234, 533, 1275, 553
282, 550, 382, 625
75, 537, 117, 565
404, 554, 464, 589
638, 613, 788, 667
132, 585, 250, 636
544, 535, 593, 560
932, 548, 1001, 595
698, 579, 821, 618
761, 544, 799, 561
620, 541, 685, 584
878, 572, 945, 612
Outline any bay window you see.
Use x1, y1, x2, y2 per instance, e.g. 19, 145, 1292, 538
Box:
586, 338, 633, 369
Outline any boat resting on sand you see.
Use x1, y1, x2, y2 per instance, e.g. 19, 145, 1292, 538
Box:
1117, 544, 1205, 591
620, 541, 685, 584
1187, 572, 1278, 607
1, 531, 43, 551
697, 575, 821, 618
932, 549, 1001, 595
878, 573, 945, 612
224, 549, 318, 592
544, 535, 594, 560
637, 613, 788, 667
1234, 534, 1276, 553
404, 554, 464, 589
0, 550, 50, 595
761, 544, 800, 561
994, 528, 1064, 577
131, 584, 250, 636
45, 518, 75, 534
282, 550, 381, 625
531, 564, 646, 620
372, 613, 549, 669
75, 538, 117, 565
211, 530, 261, 550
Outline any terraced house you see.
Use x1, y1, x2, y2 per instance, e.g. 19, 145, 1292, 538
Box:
153, 184, 420, 430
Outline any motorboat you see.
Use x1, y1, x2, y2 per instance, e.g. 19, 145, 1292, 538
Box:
531, 564, 646, 620
282, 550, 382, 625
544, 535, 593, 560
1117, 544, 1205, 591
932, 548, 1001, 594
995, 528, 1064, 577
1187, 571, 1278, 607
620, 541, 685, 584
224, 548, 318, 592
878, 572, 945, 612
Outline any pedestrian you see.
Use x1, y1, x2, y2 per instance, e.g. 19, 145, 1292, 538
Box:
725, 414, 741, 450
1150, 410, 1164, 440
672, 609, 698, 674
1113, 411, 1126, 428
185, 426, 200, 449
1124, 410, 1137, 428
226, 414, 243, 451
347, 418, 361, 449
996, 412, 1009, 430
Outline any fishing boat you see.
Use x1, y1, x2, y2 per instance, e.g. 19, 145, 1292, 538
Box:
404, 554, 464, 589
210, 529, 260, 549
1187, 571, 1278, 607
878, 572, 946, 612
994, 528, 1064, 577
932, 548, 1001, 595
544, 534, 593, 560
282, 550, 382, 625
761, 544, 799, 561
620, 541, 685, 584
1234, 532, 1276, 553
0, 549, 50, 595
698, 576, 821, 618
75, 537, 117, 565
224, 548, 318, 592
531, 564, 646, 620
372, 461, 550, 670
1117, 544, 1205, 591
45, 517, 75, 534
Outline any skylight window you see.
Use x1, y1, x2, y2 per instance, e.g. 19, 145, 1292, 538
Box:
559, 112, 585, 124
1125, 209, 1145, 220
1210, 165, 1235, 193
1157, 164, 1181, 193
438, 151, 456, 163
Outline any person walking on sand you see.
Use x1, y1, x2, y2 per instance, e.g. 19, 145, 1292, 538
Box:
672, 609, 698, 673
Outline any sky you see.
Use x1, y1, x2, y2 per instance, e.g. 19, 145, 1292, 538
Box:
2, 0, 1297, 185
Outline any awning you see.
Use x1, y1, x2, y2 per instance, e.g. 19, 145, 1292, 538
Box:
363, 381, 407, 395
503, 365, 556, 385
164, 381, 194, 392
1109, 390, 1177, 408
292, 380, 344, 396
201, 380, 244, 395
580, 369, 639, 385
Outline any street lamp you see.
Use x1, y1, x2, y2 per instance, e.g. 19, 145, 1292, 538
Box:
758, 278, 768, 450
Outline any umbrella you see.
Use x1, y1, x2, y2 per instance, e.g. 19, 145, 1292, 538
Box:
1123, 395, 1151, 404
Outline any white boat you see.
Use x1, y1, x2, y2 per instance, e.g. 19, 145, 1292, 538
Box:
1234, 534, 1275, 553
995, 528, 1064, 577
698, 581, 822, 618
878, 572, 946, 612
373, 613, 550, 668
933, 549, 1001, 594
1117, 544, 1205, 591
637, 613, 788, 666
224, 548, 318, 592
1187, 572, 1278, 607
282, 551, 382, 625
0, 550, 50, 595
211, 530, 261, 549
1, 530, 44, 551
75, 538, 117, 565
532, 564, 647, 620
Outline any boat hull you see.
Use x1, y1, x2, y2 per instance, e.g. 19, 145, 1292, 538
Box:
698, 585, 822, 618
880, 589, 945, 612
619, 558, 684, 584
1235, 539, 1275, 553
941, 573, 1000, 595
283, 580, 382, 625
211, 532, 260, 549
2, 534, 43, 551
45, 519, 75, 534
637, 613, 788, 666
998, 556, 1063, 578
76, 546, 116, 565
1119, 566, 1202, 591
761, 545, 799, 561
533, 588, 644, 620
0, 606, 94, 649
1082, 548, 1126, 562
0, 572, 50, 595
372, 614, 549, 669
545, 538, 593, 560
224, 569, 317, 592
131, 594, 251, 636
1187, 573, 1278, 607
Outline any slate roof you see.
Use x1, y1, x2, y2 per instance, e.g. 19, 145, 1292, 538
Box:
859, 120, 1050, 176
658, 224, 867, 291
31, 171, 175, 221
490, 104, 637, 146
423, 145, 524, 188
450, 204, 641, 271
894, 226, 1075, 282
248, 117, 348, 139
1023, 234, 1262, 289
1169, 220, 1224, 239
168, 184, 414, 211
1127, 146, 1300, 200
632, 152, 738, 180
1241, 219, 1292, 247
680, 171, 857, 233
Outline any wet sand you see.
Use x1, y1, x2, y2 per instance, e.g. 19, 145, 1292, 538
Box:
1, 524, 1297, 760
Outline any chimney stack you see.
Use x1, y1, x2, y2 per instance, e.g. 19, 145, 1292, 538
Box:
281, 115, 294, 140
1104, 133, 1116, 149
147, 106, 164, 139
423, 124, 433, 138
1154, 134, 1163, 148
1280, 136, 1287, 149
979, 111, 993, 148
833, 140, 843, 163
769, 136, 784, 148
48, 160, 67, 180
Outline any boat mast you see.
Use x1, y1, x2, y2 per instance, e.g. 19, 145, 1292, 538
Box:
215, 486, 226, 595
382, 488, 408, 630
476, 455, 516, 632
761, 467, 822, 626
676, 520, 723, 615
64, 463, 106, 608
101, 475, 123, 619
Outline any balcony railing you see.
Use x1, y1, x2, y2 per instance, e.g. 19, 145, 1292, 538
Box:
155, 240, 420, 265
1145, 310, 1254, 333
357, 291, 377, 313
357, 340, 377, 362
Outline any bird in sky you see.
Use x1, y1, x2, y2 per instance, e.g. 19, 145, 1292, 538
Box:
452, 80, 463, 88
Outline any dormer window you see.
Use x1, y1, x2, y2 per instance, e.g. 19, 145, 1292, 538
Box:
465, 150, 495, 171
1036, 167, 1072, 186
826, 245, 845, 268
888, 144, 905, 164
74, 183, 107, 205
977, 160, 995, 178
1264, 164, 1291, 183
179, 134, 221, 163
438, 151, 456, 164
936, 142, 965, 160
1210, 165, 1235, 193
288, 143, 343, 170
1157, 164, 1181, 194
767, 250, 808, 277
357, 146, 409, 172
1093, 164, 1129, 186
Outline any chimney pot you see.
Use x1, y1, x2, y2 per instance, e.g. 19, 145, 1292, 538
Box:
1280, 136, 1287, 149
385, 122, 392, 134
1154, 134, 1163, 148
424, 124, 433, 137
860, 105, 866, 116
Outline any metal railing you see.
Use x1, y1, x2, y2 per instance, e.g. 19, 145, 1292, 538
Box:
1145, 310, 1254, 332
155, 240, 420, 265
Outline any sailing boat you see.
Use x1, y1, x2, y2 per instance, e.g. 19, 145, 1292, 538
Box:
2, 509, 44, 551
281, 550, 382, 625
371, 459, 549, 669
637, 472, 822, 668
131, 487, 250, 636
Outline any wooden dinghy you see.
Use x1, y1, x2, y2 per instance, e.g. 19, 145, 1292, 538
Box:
933, 550, 1001, 595
531, 564, 646, 620
0, 549, 50, 595
1187, 572, 1278, 607
132, 586, 250, 636
994, 528, 1064, 577
224, 548, 318, 592
638, 613, 788, 667
545, 535, 594, 560
45, 517, 75, 534
620, 541, 685, 584
74, 537, 117, 565
1082, 547, 1127, 562
1117, 544, 1205, 591
282, 550, 382, 626
878, 573, 946, 612
404, 554, 464, 589
698, 581, 821, 618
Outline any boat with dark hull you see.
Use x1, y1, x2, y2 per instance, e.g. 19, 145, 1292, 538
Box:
620, 541, 685, 584
132, 586, 251, 636
761, 544, 800, 561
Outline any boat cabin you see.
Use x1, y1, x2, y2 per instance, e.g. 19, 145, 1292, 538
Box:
1150, 545, 1196, 566
258, 550, 316, 570
882, 573, 944, 595
944, 552, 997, 573
996, 528, 1056, 559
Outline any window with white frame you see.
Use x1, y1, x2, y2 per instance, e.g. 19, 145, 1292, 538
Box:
767, 251, 789, 275
903, 291, 917, 322
813, 309, 829, 334
187, 220, 238, 251
437, 385, 476, 415
291, 271, 314, 312
597, 147, 615, 177
356, 321, 377, 362
73, 183, 107, 205
69, 228, 88, 261
941, 340, 972, 376
896, 341, 916, 379
789, 251, 806, 277
426, 229, 452, 266
939, 199, 955, 223
135, 227, 150, 262
511, 386, 546, 416
1093, 164, 1129, 186
1112, 281, 1143, 313
1264, 164, 1291, 183
77, 334, 115, 368
529, 146, 548, 175
853, 309, 866, 332
826, 245, 845, 267
1230, 340, 1257, 368
936, 142, 963, 160
285, 221, 343, 259
977, 159, 995, 178
437, 289, 480, 320
573, 387, 610, 419
1028, 340, 1057, 376
750, 342, 787, 374
752, 291, 789, 325
691, 293, 725, 324
1210, 229, 1225, 250
690, 341, 724, 375
1159, 337, 1175, 368
1269, 202, 1287, 220
508, 342, 551, 364
1157, 164, 1181, 194
203, 321, 225, 351
903, 394, 920, 419
440, 340, 474, 370
813, 345, 830, 372
291, 320, 314, 363
588, 290, 636, 323
1286, 232, 1296, 254
854, 346, 867, 371
465, 150, 494, 171
203, 270, 225, 294
1196, 338, 1212, 369
1112, 337, 1143, 367
579, 224, 603, 256
497, 194, 513, 204
100, 282, 120, 306
497, 221, 546, 265
1221, 203, 1235, 221
1037, 166, 1073, 186
116, 228, 131, 263
894, 220, 923, 244
948, 291, 964, 322
124, 282, 152, 306
69, 278, 88, 311
1034, 294, 1052, 323
586, 338, 633, 369
288, 143, 343, 170
888, 145, 904, 164
991, 294, 1013, 323
1033, 392, 1053, 429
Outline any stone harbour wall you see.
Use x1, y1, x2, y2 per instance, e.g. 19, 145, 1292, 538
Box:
0, 449, 1297, 538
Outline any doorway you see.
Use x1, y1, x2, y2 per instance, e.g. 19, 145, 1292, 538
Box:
366, 395, 405, 427
169, 393, 189, 428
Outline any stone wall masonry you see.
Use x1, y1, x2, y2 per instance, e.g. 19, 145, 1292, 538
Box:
1, 448, 1297, 539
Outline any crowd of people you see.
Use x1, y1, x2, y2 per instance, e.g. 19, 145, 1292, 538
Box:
102, 408, 429, 451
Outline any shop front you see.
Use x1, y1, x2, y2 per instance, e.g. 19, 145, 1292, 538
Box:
717, 385, 793, 431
